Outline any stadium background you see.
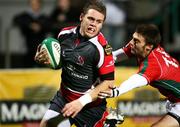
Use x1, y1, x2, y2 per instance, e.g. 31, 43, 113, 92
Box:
0, 0, 179, 127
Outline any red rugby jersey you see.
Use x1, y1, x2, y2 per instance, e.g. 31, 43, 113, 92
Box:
137, 46, 180, 102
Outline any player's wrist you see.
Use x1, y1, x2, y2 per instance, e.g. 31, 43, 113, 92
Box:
111, 88, 120, 97
78, 93, 92, 106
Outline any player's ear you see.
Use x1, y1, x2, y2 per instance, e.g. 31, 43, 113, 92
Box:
146, 44, 153, 51
37, 44, 42, 52
80, 13, 84, 21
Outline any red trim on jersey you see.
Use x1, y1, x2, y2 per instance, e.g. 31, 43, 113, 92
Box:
99, 55, 114, 75
94, 111, 109, 127
62, 26, 76, 31
98, 33, 108, 46
57, 26, 76, 38
60, 84, 105, 106
60, 84, 83, 102
97, 33, 115, 75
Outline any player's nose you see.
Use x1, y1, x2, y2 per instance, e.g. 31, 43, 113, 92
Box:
129, 40, 134, 48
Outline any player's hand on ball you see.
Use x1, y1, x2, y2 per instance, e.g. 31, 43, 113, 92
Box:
34, 44, 50, 65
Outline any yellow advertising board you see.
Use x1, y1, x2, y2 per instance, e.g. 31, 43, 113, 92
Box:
0, 69, 61, 127
0, 67, 166, 127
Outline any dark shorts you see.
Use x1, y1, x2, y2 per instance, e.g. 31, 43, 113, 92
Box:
49, 91, 107, 127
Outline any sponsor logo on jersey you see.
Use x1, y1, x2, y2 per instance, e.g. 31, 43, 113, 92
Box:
104, 44, 112, 55
66, 64, 88, 79
71, 72, 88, 79
105, 60, 114, 67
77, 56, 84, 66
67, 64, 76, 71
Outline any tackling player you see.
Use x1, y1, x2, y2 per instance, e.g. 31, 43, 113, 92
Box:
99, 24, 180, 127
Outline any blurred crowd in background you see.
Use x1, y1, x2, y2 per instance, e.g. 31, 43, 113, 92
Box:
0, 0, 179, 68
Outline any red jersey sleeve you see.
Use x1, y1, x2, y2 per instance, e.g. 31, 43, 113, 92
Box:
97, 33, 114, 80
123, 42, 134, 57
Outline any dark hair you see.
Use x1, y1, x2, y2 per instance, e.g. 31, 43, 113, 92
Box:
82, 1, 106, 20
135, 24, 161, 48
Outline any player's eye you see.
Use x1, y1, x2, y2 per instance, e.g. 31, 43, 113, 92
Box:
96, 20, 103, 24
88, 17, 95, 22
133, 38, 139, 45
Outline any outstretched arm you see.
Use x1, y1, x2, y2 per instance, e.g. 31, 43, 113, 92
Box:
98, 74, 148, 98
113, 42, 133, 62
113, 48, 128, 62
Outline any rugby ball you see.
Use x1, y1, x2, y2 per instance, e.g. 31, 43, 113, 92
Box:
41, 37, 62, 69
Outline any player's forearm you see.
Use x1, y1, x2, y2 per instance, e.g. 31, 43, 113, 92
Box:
90, 80, 114, 101
113, 48, 128, 62
78, 80, 114, 106
113, 74, 148, 97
